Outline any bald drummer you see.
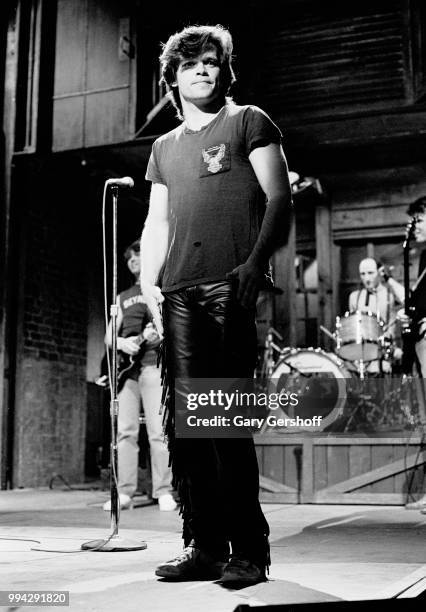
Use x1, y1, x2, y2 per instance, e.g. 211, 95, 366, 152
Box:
349, 257, 404, 326
347, 258, 404, 371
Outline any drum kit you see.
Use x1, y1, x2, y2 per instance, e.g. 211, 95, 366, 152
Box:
258, 309, 406, 433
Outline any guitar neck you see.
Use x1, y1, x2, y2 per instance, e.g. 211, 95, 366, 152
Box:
403, 236, 412, 317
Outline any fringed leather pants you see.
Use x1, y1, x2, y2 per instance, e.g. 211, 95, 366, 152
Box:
162, 281, 270, 571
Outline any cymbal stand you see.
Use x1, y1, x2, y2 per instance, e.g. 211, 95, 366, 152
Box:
260, 327, 283, 381
320, 325, 337, 344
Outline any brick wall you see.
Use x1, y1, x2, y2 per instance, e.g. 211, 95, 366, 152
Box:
12, 155, 90, 487
23, 196, 87, 366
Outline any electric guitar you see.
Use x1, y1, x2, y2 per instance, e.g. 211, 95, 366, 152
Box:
95, 334, 147, 392
117, 334, 147, 387
401, 217, 418, 375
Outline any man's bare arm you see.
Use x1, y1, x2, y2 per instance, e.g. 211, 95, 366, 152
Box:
386, 278, 405, 305
228, 143, 293, 308
140, 182, 169, 336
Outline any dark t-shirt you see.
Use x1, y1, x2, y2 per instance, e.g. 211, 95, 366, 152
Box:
119, 284, 157, 367
145, 103, 282, 293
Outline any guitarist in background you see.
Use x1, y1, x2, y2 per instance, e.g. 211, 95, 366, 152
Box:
398, 197, 426, 513
406, 197, 426, 380
103, 240, 176, 512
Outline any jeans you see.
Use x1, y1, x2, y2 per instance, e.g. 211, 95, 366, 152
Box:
117, 364, 172, 499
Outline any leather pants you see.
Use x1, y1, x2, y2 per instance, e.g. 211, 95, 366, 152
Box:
162, 281, 270, 568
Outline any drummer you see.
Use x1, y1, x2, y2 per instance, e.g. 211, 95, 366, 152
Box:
348, 257, 404, 370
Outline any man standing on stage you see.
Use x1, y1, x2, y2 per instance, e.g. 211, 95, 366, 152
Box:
406, 197, 426, 379
140, 25, 292, 583
400, 197, 426, 513
103, 241, 176, 513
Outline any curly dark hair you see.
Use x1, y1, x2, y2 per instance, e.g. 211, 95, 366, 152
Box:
159, 24, 236, 120
123, 240, 140, 261
407, 196, 426, 217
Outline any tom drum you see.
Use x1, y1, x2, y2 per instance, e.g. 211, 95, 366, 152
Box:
335, 310, 384, 362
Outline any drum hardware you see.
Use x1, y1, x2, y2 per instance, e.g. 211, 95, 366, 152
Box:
343, 386, 378, 432
320, 325, 336, 342
267, 327, 283, 342
381, 317, 397, 335
260, 328, 312, 382
341, 372, 423, 433
261, 327, 284, 380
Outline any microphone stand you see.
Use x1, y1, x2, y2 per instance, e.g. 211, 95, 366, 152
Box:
82, 185, 146, 552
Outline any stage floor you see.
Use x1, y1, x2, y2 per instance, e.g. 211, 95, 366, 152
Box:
1, 488, 425, 610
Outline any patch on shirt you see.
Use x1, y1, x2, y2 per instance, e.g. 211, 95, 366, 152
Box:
199, 142, 231, 177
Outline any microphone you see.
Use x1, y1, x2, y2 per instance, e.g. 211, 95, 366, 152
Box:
403, 216, 418, 249
405, 216, 417, 239
106, 176, 134, 188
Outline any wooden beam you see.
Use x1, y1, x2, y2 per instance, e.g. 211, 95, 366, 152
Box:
255, 435, 424, 445
315, 201, 334, 350
259, 475, 296, 494
319, 453, 426, 494
331, 243, 341, 340
0, 2, 19, 490
301, 437, 313, 503
259, 492, 299, 504
273, 211, 296, 345
255, 435, 307, 445
314, 437, 424, 445
283, 109, 426, 149
313, 492, 408, 505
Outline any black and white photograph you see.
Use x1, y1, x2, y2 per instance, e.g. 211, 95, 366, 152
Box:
1, 1, 426, 610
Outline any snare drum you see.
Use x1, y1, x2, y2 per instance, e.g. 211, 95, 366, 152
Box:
266, 348, 353, 431
335, 310, 384, 362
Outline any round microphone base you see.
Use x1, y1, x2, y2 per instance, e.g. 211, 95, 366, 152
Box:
81, 535, 147, 552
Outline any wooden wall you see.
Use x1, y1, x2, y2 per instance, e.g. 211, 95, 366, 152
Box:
253, 0, 426, 123
52, 0, 136, 151
256, 435, 426, 505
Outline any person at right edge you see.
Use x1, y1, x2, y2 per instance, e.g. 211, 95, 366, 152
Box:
399, 197, 426, 513
139, 25, 293, 584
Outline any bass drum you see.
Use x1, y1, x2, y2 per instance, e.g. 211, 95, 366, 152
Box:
266, 348, 353, 431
